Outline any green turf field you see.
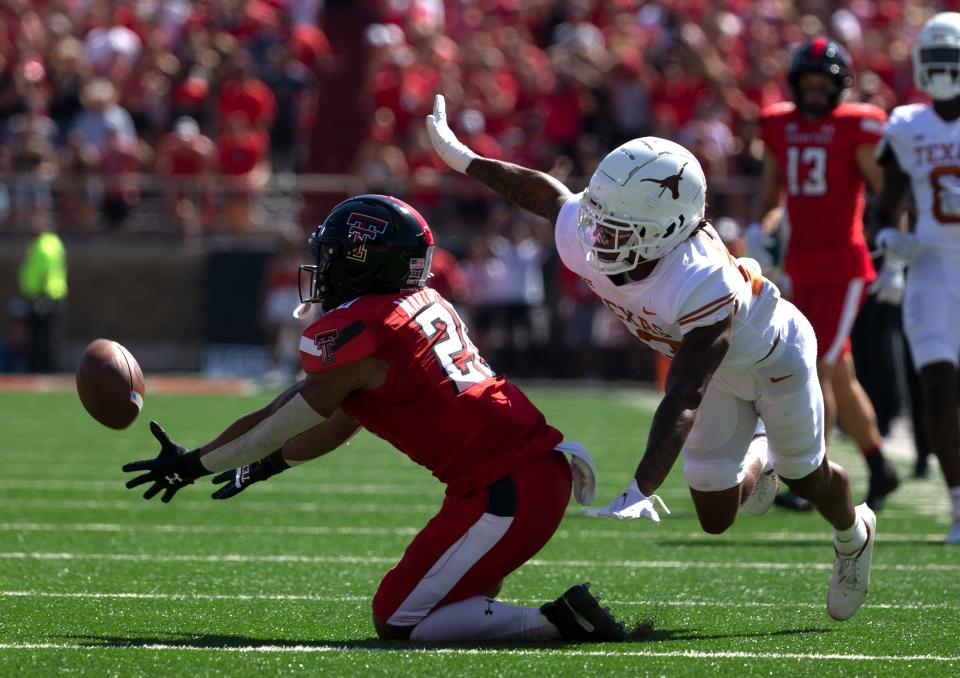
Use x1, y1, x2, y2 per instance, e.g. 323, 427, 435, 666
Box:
1, 386, 958, 676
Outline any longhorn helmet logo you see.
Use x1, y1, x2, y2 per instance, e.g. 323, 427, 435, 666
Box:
345, 212, 389, 262
640, 162, 688, 200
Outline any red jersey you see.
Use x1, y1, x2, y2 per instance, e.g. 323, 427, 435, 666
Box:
299, 288, 563, 495
760, 101, 886, 283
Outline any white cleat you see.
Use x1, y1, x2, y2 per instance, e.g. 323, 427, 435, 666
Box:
947, 519, 960, 545
828, 504, 876, 621
743, 461, 778, 517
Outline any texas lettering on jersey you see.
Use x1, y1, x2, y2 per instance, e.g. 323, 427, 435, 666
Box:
582, 277, 680, 353
554, 193, 782, 370
882, 104, 960, 237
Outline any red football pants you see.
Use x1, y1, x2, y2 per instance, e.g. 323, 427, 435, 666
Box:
372, 451, 572, 627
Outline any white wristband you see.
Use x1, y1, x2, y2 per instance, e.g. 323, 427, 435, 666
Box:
200, 394, 326, 473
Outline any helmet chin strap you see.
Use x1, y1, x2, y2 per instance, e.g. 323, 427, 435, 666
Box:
292, 302, 311, 320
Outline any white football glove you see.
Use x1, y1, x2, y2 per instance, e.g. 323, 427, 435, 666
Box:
745, 223, 775, 272
869, 258, 906, 305
875, 228, 922, 265
582, 479, 671, 523
425, 94, 479, 174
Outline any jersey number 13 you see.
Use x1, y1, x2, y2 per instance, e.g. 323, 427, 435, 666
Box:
787, 146, 828, 196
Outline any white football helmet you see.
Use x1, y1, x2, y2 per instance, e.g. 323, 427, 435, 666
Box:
578, 137, 707, 273
914, 12, 960, 101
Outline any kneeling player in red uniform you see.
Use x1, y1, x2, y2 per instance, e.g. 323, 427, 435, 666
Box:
121, 195, 628, 643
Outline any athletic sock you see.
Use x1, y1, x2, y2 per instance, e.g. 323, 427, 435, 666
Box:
950, 486, 960, 521
409, 596, 561, 642
834, 512, 868, 554
862, 444, 886, 474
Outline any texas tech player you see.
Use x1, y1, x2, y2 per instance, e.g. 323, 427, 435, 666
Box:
121, 195, 631, 642
757, 37, 900, 511
873, 12, 960, 544
429, 95, 877, 621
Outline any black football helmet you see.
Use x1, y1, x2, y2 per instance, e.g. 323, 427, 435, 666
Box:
300, 194, 435, 311
788, 37, 853, 114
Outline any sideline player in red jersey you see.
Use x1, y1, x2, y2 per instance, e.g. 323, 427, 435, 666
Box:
756, 37, 900, 511
120, 195, 631, 643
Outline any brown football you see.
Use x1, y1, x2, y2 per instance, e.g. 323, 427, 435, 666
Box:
76, 338, 146, 430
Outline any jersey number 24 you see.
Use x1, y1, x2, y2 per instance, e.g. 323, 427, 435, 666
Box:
413, 301, 495, 393
787, 146, 827, 196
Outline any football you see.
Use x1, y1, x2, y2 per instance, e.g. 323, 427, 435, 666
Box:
76, 338, 146, 430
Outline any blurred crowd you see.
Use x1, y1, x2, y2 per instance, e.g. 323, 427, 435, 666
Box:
353, 0, 951, 380
1, 0, 958, 385
0, 0, 329, 235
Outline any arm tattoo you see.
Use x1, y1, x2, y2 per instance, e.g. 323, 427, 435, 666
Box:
467, 158, 572, 222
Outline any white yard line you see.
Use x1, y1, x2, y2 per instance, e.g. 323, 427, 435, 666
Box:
0, 643, 956, 662
0, 522, 419, 538
2, 590, 367, 602
0, 498, 442, 514
1, 551, 957, 572
0, 521, 950, 543
2, 590, 953, 611
0, 478, 433, 496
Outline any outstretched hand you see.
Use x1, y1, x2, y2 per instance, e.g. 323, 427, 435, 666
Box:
210, 450, 292, 500
582, 479, 671, 523
122, 421, 208, 503
425, 94, 479, 174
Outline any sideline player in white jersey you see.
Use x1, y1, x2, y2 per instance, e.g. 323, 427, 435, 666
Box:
872, 12, 960, 543
427, 95, 875, 620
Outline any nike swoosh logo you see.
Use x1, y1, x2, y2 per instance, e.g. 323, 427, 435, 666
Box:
642, 306, 656, 316
770, 374, 793, 383
561, 596, 595, 632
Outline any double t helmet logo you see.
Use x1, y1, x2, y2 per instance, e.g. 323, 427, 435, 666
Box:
346, 212, 389, 262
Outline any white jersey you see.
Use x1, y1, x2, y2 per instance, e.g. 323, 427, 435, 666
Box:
879, 104, 960, 247
555, 193, 785, 373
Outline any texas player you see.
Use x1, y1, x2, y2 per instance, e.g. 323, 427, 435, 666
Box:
428, 94, 877, 622
756, 37, 900, 511
121, 194, 630, 643
872, 12, 960, 544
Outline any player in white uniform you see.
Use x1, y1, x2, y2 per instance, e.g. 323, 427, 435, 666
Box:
872, 12, 960, 544
427, 95, 876, 621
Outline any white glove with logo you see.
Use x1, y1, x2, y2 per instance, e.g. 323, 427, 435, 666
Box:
875, 228, 922, 265
869, 259, 906, 305
582, 479, 671, 523
425, 95, 479, 174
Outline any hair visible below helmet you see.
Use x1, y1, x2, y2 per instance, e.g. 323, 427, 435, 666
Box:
578, 137, 707, 272
787, 37, 853, 113
914, 12, 960, 101
300, 195, 435, 311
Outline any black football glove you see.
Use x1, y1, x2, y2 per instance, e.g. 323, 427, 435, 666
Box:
210, 450, 290, 500
122, 421, 210, 503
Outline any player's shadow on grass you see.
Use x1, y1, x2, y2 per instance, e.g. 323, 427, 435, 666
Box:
641, 627, 833, 643
59, 626, 831, 650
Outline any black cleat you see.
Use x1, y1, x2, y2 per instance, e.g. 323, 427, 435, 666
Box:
540, 583, 628, 642
866, 460, 900, 511
774, 490, 814, 512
